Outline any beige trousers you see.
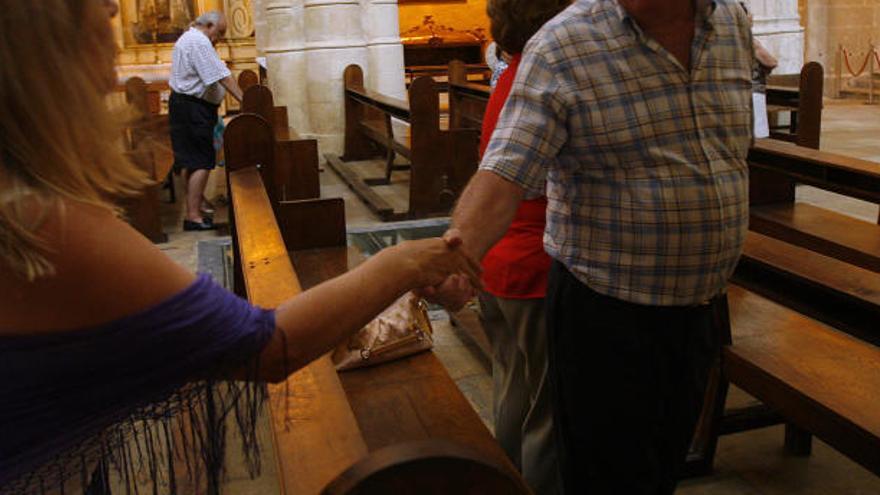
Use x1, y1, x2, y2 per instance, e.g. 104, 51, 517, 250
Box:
479, 293, 560, 495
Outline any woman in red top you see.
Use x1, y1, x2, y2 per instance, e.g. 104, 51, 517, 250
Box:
479, 1, 570, 493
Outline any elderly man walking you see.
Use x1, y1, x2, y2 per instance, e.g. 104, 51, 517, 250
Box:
427, 0, 754, 492
168, 11, 243, 231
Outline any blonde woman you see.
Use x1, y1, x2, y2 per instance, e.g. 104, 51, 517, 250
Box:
0, 1, 480, 493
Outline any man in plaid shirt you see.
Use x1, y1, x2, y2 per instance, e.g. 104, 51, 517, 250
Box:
428, 0, 753, 492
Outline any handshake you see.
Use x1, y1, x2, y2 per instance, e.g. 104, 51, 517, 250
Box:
408, 228, 482, 312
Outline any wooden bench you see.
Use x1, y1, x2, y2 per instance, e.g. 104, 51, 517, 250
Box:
685, 282, 880, 478
327, 64, 479, 221
120, 147, 169, 243
720, 286, 879, 474
448, 60, 491, 137
734, 231, 880, 345
119, 76, 168, 116
748, 138, 880, 272
240, 85, 320, 201
765, 62, 824, 149
686, 139, 880, 477
224, 134, 530, 493
119, 77, 174, 243
406, 63, 491, 91
238, 69, 259, 93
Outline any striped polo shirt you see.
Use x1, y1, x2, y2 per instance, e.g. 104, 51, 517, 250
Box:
169, 27, 231, 105
480, 0, 754, 306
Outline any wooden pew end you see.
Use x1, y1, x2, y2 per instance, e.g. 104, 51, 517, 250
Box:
277, 197, 347, 251
321, 440, 531, 495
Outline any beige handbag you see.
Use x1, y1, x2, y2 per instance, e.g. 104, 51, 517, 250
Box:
332, 292, 434, 371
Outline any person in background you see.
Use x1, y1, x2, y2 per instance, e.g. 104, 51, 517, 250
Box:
485, 41, 510, 88
449, 1, 571, 493
425, 0, 754, 492
742, 1, 778, 138
168, 11, 243, 231
0, 1, 481, 492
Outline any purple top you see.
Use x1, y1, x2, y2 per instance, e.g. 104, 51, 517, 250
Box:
0, 274, 276, 493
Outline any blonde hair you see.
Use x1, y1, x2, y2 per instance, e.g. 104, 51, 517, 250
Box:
0, 0, 149, 280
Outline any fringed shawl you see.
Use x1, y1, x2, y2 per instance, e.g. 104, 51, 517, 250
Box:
0, 275, 276, 494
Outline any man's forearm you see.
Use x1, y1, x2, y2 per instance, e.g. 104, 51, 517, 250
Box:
221, 75, 243, 102
451, 170, 525, 261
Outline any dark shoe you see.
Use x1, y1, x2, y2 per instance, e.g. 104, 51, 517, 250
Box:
183, 219, 216, 231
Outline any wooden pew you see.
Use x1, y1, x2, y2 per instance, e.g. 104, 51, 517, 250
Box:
696, 287, 880, 476
685, 282, 880, 478
765, 62, 824, 149
119, 77, 173, 243
121, 76, 168, 116
224, 125, 530, 493
686, 140, 880, 477
238, 69, 259, 93
120, 147, 168, 243
748, 138, 880, 273
448, 60, 491, 136
735, 231, 880, 345
327, 64, 479, 221
240, 86, 320, 201
406, 63, 491, 91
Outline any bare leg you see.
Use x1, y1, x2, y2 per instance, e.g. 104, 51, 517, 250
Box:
185, 169, 209, 223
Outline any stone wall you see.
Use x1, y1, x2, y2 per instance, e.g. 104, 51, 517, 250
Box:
802, 0, 880, 95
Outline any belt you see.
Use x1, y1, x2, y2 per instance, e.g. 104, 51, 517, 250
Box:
171, 92, 220, 109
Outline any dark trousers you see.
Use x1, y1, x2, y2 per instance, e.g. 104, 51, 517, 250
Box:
546, 262, 722, 494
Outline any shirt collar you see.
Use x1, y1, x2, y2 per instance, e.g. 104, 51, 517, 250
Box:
189, 26, 210, 41
612, 0, 718, 31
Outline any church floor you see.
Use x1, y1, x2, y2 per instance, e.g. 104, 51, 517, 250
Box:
154, 99, 880, 494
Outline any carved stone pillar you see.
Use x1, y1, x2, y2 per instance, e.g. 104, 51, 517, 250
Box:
747, 0, 805, 74
252, 0, 269, 55
264, 0, 310, 134
303, 0, 368, 154
362, 0, 406, 99
256, 0, 405, 153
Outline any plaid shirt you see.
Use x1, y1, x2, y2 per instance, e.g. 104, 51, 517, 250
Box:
480, 0, 753, 306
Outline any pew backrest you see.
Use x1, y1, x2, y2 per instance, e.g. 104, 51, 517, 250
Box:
340, 64, 479, 218
242, 85, 276, 126
766, 62, 823, 149
749, 138, 880, 206
448, 60, 491, 133
124, 76, 150, 118
238, 69, 260, 93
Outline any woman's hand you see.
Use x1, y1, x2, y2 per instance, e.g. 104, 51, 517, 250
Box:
390, 237, 483, 291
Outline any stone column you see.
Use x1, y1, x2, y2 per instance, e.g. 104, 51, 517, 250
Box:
264, 0, 311, 134
255, 0, 406, 153
362, 0, 406, 99
748, 0, 805, 75
303, 0, 369, 154
251, 0, 268, 55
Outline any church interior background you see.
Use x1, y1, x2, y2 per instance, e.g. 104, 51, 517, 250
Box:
112, 1, 880, 493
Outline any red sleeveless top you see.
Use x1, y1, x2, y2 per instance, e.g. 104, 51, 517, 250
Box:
479, 54, 551, 299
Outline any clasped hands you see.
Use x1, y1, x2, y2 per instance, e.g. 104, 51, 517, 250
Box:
415, 229, 480, 311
